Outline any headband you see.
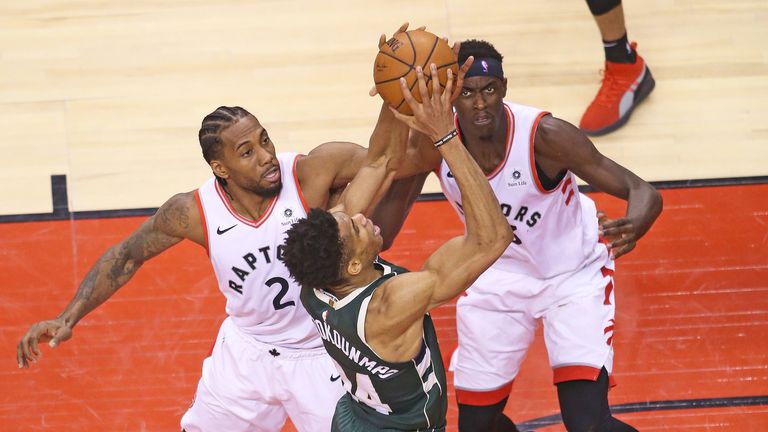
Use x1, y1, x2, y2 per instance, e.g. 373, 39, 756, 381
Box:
465, 57, 504, 79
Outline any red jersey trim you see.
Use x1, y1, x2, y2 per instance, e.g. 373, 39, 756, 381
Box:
193, 190, 209, 257
485, 105, 515, 180
214, 179, 278, 228
452, 105, 515, 180
529, 112, 571, 194
552, 366, 617, 387
553, 365, 602, 384
292, 154, 310, 212
455, 380, 514, 406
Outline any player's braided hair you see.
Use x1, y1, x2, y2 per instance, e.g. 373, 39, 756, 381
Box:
283, 208, 347, 291
198, 106, 251, 163
458, 39, 504, 66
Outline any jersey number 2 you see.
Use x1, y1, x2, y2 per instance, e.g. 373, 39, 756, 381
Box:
266, 277, 295, 310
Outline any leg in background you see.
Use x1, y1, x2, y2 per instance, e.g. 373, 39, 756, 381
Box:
458, 397, 519, 432
557, 367, 638, 432
580, 0, 655, 136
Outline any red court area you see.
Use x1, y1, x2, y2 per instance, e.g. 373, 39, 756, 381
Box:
1, 184, 767, 431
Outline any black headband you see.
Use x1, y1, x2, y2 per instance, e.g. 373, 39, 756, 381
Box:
465, 57, 504, 79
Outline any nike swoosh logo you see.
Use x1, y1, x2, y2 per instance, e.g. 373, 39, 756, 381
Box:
216, 224, 237, 235
330, 375, 341, 382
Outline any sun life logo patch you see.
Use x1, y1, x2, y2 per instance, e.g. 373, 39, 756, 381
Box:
507, 169, 527, 187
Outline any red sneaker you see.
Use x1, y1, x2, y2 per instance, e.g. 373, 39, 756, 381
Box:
579, 43, 655, 136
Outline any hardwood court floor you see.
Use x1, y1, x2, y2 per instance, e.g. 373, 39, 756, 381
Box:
1, 0, 766, 215
383, 184, 768, 431
2, 184, 767, 431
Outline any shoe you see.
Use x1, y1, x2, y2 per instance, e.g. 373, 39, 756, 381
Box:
579, 42, 655, 136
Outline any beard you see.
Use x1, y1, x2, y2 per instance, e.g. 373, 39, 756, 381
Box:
252, 180, 282, 198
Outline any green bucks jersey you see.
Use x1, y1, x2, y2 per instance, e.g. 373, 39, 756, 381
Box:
300, 258, 447, 431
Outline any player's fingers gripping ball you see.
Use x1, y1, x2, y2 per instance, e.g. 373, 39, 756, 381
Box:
374, 29, 458, 114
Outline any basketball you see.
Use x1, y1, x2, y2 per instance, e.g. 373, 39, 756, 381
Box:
374, 29, 458, 115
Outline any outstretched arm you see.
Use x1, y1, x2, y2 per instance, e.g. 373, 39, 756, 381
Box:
16, 192, 203, 368
297, 27, 471, 210
369, 126, 445, 249
365, 63, 513, 357
327, 103, 409, 216
370, 171, 430, 251
534, 115, 662, 258
296, 101, 410, 211
296, 24, 420, 210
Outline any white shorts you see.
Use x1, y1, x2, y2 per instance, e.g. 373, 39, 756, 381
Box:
452, 247, 616, 405
181, 317, 344, 432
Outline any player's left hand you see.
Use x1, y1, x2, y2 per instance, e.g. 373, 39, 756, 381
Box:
598, 211, 638, 259
369, 25, 473, 102
369, 23, 426, 97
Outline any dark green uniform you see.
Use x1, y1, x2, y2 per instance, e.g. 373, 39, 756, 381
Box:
300, 258, 447, 431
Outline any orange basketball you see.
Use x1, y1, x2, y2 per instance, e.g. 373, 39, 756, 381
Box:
373, 29, 458, 115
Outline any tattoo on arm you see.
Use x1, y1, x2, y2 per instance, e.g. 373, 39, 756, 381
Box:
61, 195, 190, 325
159, 196, 191, 231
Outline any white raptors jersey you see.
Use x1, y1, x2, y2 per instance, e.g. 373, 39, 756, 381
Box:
438, 102, 603, 279
196, 153, 321, 349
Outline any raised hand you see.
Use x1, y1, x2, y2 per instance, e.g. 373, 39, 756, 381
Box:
370, 24, 474, 99
390, 63, 455, 142
370, 23, 426, 97
446, 40, 474, 102
377, 22, 425, 49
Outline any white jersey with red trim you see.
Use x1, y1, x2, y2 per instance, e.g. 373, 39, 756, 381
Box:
438, 102, 602, 279
195, 152, 321, 349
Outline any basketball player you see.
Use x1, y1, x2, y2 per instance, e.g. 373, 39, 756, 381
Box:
13, 27, 471, 426
14, 103, 410, 431
580, 0, 655, 135
283, 64, 513, 431
396, 40, 662, 431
